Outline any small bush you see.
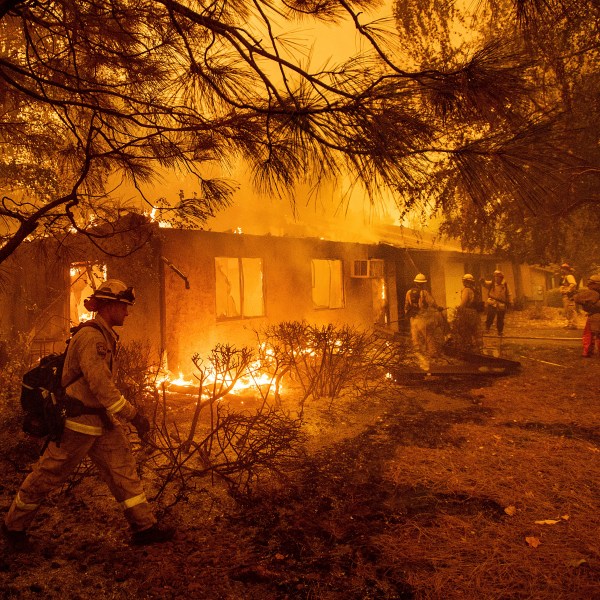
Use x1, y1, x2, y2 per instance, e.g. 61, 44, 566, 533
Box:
526, 302, 553, 321
256, 321, 399, 414
545, 288, 563, 308
0, 334, 35, 424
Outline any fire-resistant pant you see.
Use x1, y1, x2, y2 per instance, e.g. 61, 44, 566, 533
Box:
454, 307, 483, 352
5, 425, 156, 533
582, 319, 600, 357
485, 306, 506, 335
411, 312, 442, 359
562, 295, 577, 328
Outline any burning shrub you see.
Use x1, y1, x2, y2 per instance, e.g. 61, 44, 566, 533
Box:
140, 343, 306, 502
256, 321, 398, 414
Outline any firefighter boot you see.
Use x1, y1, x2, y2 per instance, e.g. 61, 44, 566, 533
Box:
131, 522, 176, 546
1, 522, 32, 552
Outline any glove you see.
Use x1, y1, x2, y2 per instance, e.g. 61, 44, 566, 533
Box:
131, 413, 150, 438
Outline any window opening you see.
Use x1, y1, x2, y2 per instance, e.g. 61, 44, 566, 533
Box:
311, 259, 344, 309
70, 263, 107, 324
215, 257, 264, 319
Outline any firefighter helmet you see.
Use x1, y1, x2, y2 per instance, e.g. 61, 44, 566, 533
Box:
588, 274, 600, 285
89, 280, 136, 305
493, 270, 504, 277
462, 274, 475, 282
414, 273, 427, 284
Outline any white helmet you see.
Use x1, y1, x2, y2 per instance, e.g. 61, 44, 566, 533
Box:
414, 273, 427, 284
462, 273, 475, 282
89, 279, 136, 305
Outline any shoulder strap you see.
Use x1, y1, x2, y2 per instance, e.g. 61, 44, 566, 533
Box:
70, 321, 104, 337
63, 322, 107, 388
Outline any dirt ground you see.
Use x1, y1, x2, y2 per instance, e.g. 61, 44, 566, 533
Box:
1, 307, 599, 599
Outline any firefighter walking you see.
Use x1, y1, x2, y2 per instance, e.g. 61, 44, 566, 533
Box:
3, 280, 175, 550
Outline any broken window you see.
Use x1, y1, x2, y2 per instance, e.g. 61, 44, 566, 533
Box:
215, 257, 264, 319
70, 263, 106, 324
311, 259, 344, 309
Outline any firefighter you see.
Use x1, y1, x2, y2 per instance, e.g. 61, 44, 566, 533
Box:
574, 274, 600, 357
3, 280, 175, 549
481, 270, 511, 336
404, 273, 443, 369
559, 263, 578, 329
452, 274, 483, 352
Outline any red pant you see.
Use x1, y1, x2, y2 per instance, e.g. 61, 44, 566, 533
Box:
582, 319, 600, 356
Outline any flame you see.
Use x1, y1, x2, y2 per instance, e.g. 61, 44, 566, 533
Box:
171, 372, 194, 387
145, 207, 173, 228
154, 358, 280, 398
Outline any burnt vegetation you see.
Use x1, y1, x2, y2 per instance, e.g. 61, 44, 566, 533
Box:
2, 315, 600, 597
115, 322, 401, 503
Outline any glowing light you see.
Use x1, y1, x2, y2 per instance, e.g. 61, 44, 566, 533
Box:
154, 357, 281, 399
145, 206, 173, 228
171, 372, 195, 387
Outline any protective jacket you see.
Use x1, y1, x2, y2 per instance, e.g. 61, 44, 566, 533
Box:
559, 273, 577, 298
404, 287, 437, 318
460, 287, 475, 308
482, 280, 511, 311
62, 315, 137, 436
574, 289, 600, 332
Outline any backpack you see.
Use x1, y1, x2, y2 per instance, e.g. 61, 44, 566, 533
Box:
406, 287, 422, 318
20, 322, 102, 443
472, 284, 485, 313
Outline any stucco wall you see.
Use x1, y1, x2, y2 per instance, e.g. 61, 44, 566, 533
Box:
159, 230, 384, 374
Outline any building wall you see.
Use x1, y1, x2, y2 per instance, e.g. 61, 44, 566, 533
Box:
159, 230, 386, 374
441, 259, 467, 310
1, 226, 558, 377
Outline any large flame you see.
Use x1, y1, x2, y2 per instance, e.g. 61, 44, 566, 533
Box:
155, 363, 278, 398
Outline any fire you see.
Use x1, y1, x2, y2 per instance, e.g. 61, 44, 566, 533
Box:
155, 359, 280, 399
171, 372, 194, 387
146, 207, 173, 228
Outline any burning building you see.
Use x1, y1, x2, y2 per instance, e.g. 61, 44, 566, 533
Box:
0, 206, 552, 378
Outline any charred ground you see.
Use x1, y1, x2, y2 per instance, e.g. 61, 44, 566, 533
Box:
1, 310, 599, 599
